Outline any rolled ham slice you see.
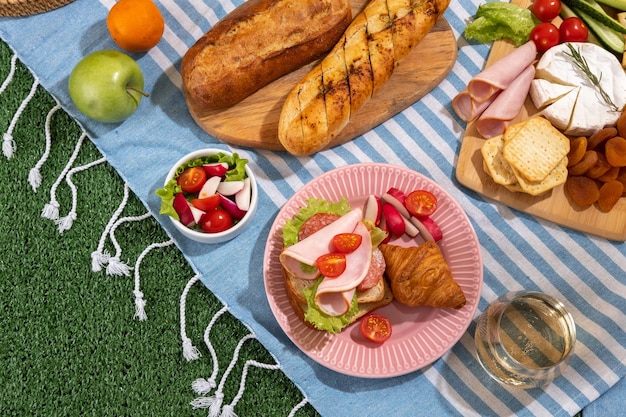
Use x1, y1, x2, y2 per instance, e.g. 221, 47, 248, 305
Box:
280, 208, 362, 280
452, 88, 499, 122
467, 40, 537, 104
475, 64, 535, 138
315, 222, 372, 316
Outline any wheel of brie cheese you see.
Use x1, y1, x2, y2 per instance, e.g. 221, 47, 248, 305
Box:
529, 42, 626, 137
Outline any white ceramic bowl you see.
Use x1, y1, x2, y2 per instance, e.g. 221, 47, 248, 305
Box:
163, 148, 258, 244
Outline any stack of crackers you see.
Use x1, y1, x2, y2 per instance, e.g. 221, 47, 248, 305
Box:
481, 117, 570, 196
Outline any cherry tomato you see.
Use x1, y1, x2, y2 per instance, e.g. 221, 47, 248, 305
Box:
360, 313, 392, 343
316, 253, 346, 278
559, 17, 588, 42
177, 167, 207, 193
532, 0, 561, 21
332, 233, 363, 253
404, 190, 438, 218
190, 194, 221, 212
200, 208, 232, 233
530, 22, 560, 53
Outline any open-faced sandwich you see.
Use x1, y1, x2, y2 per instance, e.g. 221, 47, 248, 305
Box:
279, 198, 392, 334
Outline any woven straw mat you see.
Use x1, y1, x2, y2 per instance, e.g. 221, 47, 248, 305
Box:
0, 0, 74, 16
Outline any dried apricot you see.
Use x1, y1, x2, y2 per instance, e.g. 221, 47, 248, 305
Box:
107, 0, 165, 52
605, 136, 626, 167
565, 176, 599, 207
568, 150, 598, 176
617, 109, 626, 138
597, 166, 619, 182
585, 153, 611, 179
567, 137, 587, 167
597, 180, 624, 212
587, 127, 617, 150
616, 167, 626, 196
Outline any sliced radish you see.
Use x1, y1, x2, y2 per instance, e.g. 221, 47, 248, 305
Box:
173, 193, 195, 226
410, 216, 443, 242
235, 177, 251, 211
386, 187, 407, 205
198, 176, 221, 199
379, 216, 391, 244
189, 205, 205, 225
217, 180, 244, 196
363, 195, 382, 225
203, 162, 229, 177
402, 216, 420, 237
219, 195, 247, 220
381, 192, 411, 219
381, 203, 405, 236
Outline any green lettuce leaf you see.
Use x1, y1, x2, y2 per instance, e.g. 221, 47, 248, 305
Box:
281, 198, 352, 247
302, 277, 360, 334
464, 2, 538, 47
155, 152, 249, 220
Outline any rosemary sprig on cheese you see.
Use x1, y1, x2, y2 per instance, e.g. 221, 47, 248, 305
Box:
564, 43, 620, 112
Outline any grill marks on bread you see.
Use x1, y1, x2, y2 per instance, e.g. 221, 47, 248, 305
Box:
278, 0, 448, 155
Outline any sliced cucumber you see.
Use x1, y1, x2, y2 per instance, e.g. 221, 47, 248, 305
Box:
594, 0, 626, 11
573, 6, 625, 53
562, 0, 626, 33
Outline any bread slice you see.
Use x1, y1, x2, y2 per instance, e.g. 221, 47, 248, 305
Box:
284, 268, 394, 331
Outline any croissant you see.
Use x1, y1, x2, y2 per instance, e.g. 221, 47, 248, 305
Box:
379, 242, 466, 309
277, 0, 451, 155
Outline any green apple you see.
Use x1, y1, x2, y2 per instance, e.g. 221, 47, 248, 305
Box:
68, 50, 147, 123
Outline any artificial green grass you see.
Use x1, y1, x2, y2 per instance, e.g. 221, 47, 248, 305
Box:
0, 38, 318, 417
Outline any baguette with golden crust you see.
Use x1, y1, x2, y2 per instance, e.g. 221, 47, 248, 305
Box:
278, 0, 451, 155
181, 0, 352, 114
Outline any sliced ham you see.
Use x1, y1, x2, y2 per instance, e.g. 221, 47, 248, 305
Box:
280, 208, 362, 280
452, 88, 499, 122
315, 222, 373, 316
467, 40, 537, 104
475, 64, 536, 138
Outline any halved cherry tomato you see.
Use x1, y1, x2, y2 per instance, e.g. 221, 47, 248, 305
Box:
177, 166, 207, 193
405, 190, 438, 218
200, 208, 232, 233
360, 313, 392, 343
332, 233, 363, 253
190, 194, 221, 212
316, 253, 346, 278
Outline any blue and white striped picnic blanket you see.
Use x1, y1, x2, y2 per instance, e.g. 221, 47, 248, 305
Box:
1, 0, 624, 415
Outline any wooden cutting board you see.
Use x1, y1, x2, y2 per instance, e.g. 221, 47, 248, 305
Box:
185, 1, 457, 152
455, 0, 626, 241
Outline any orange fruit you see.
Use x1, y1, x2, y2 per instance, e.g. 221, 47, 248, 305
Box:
107, 0, 165, 53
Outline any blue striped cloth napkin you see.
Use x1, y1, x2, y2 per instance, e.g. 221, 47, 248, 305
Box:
1, 0, 624, 415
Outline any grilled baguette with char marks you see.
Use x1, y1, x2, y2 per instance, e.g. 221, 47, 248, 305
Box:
278, 0, 450, 156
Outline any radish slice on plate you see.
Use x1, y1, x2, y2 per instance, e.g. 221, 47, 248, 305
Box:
363, 195, 382, 225
189, 205, 205, 225
410, 216, 443, 242
382, 203, 405, 236
402, 216, 420, 237
381, 192, 411, 219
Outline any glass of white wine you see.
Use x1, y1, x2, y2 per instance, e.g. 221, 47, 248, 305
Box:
474, 291, 576, 388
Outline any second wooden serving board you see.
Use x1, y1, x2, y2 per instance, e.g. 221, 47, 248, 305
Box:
185, 0, 457, 153
455, 0, 626, 241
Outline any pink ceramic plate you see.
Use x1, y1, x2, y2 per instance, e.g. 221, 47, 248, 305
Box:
263, 163, 483, 378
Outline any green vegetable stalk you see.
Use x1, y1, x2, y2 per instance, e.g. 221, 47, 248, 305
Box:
464, 2, 539, 46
